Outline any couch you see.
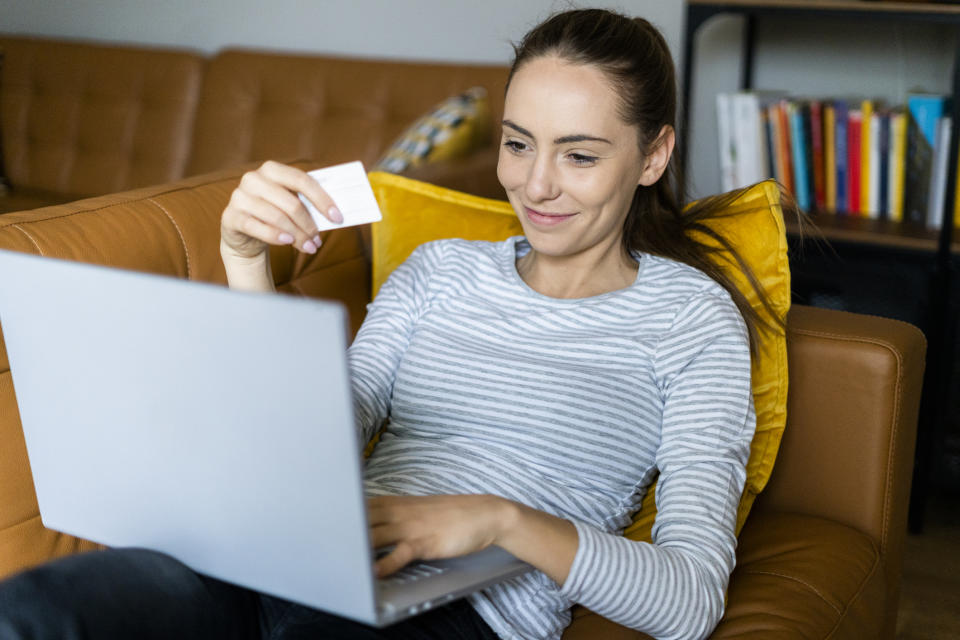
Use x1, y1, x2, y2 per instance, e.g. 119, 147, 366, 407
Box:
0, 35, 509, 214
0, 160, 926, 638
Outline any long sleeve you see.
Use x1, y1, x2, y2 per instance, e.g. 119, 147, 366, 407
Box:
347, 242, 440, 444
558, 292, 754, 640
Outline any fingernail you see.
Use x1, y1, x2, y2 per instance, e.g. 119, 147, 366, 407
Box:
313, 234, 322, 247
278, 233, 295, 244
328, 206, 343, 224
302, 240, 317, 254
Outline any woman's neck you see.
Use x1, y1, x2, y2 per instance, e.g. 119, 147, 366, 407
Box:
516, 238, 639, 299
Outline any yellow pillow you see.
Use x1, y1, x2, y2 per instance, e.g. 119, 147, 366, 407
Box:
367, 172, 790, 539
373, 87, 492, 174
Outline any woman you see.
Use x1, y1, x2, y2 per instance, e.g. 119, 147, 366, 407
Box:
0, 9, 767, 640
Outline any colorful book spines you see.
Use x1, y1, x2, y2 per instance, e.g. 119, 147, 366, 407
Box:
716, 92, 952, 225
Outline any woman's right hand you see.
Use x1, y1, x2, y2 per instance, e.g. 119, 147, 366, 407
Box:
220, 160, 344, 261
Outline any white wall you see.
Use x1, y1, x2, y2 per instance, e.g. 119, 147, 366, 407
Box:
0, 0, 683, 65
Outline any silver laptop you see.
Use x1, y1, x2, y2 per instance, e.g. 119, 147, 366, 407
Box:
0, 249, 529, 626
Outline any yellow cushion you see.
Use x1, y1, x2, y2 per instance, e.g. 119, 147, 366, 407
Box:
367, 172, 790, 540
373, 87, 492, 174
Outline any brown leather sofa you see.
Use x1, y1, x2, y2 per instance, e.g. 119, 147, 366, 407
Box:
0, 163, 925, 638
0, 36, 508, 214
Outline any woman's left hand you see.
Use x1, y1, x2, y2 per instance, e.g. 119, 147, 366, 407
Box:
368, 494, 514, 578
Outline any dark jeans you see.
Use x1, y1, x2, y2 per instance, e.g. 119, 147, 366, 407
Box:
0, 548, 500, 640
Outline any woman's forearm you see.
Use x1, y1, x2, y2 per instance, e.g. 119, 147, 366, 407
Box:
494, 498, 579, 586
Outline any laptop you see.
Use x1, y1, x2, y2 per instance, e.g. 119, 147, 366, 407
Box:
0, 249, 530, 626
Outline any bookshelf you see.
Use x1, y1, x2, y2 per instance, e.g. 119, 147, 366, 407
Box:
680, 0, 960, 533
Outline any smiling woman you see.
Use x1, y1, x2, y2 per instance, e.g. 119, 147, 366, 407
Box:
0, 8, 780, 640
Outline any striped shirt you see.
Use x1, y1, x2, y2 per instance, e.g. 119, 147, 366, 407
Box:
348, 237, 754, 640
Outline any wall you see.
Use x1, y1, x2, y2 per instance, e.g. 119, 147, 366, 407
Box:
0, 0, 682, 64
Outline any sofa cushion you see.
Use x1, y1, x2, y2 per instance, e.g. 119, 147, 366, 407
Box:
0, 37, 203, 199
366, 173, 790, 539
374, 87, 492, 174
0, 47, 8, 197
187, 50, 508, 176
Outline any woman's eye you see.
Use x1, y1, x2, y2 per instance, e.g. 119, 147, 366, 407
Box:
569, 153, 598, 166
503, 140, 527, 153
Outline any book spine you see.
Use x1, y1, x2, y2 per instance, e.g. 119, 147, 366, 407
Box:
811, 101, 826, 212
834, 102, 850, 215
860, 100, 873, 216
849, 109, 863, 216
825, 103, 837, 213
836, 101, 849, 214
890, 110, 907, 222
927, 116, 952, 229
777, 99, 795, 195
790, 102, 811, 211
717, 93, 737, 192
868, 111, 882, 219
763, 107, 777, 182
878, 111, 890, 219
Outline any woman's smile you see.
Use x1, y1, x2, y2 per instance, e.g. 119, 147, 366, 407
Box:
524, 206, 578, 227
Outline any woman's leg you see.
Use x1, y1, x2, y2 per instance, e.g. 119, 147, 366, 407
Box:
259, 594, 499, 640
0, 548, 261, 640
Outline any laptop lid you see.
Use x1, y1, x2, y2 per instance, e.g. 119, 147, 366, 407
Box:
0, 250, 379, 623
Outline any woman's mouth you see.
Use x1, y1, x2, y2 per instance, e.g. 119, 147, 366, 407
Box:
525, 207, 577, 227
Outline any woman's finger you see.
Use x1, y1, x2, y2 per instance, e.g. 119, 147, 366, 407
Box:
375, 541, 418, 578
229, 189, 319, 253
239, 169, 319, 242
258, 161, 344, 225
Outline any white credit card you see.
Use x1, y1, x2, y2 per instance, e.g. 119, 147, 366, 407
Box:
298, 161, 383, 231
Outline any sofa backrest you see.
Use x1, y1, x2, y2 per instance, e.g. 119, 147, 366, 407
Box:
186, 49, 509, 175
0, 37, 204, 199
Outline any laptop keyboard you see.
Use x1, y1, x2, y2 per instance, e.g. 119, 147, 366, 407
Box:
382, 561, 447, 585
375, 548, 448, 585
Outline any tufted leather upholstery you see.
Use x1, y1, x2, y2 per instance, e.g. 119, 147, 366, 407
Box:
0, 37, 203, 201
0, 37, 509, 214
0, 163, 926, 638
187, 50, 507, 176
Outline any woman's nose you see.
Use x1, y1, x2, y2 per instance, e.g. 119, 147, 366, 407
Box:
525, 156, 560, 202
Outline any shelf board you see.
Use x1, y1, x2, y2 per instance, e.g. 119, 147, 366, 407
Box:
688, 0, 960, 16
785, 212, 960, 252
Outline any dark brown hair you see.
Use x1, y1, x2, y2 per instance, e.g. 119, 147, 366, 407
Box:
509, 9, 787, 351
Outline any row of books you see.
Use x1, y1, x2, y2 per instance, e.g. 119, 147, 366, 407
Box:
716, 91, 956, 229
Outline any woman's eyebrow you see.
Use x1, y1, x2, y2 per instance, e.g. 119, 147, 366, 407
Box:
502, 120, 612, 145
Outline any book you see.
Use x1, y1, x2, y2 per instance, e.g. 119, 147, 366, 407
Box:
860, 100, 874, 216
811, 101, 826, 212
716, 92, 737, 192
776, 99, 795, 195
835, 100, 849, 214
889, 108, 907, 222
877, 110, 890, 219
904, 94, 946, 225
732, 92, 768, 188
824, 103, 837, 213
848, 108, 863, 216
927, 116, 953, 229
790, 101, 812, 211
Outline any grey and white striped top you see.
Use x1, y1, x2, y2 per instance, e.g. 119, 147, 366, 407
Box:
349, 236, 755, 640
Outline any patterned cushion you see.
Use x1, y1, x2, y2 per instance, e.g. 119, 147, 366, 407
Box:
373, 87, 492, 174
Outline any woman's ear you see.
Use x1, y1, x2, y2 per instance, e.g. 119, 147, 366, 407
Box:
638, 125, 675, 186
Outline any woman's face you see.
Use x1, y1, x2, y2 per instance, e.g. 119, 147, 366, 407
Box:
497, 55, 667, 261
